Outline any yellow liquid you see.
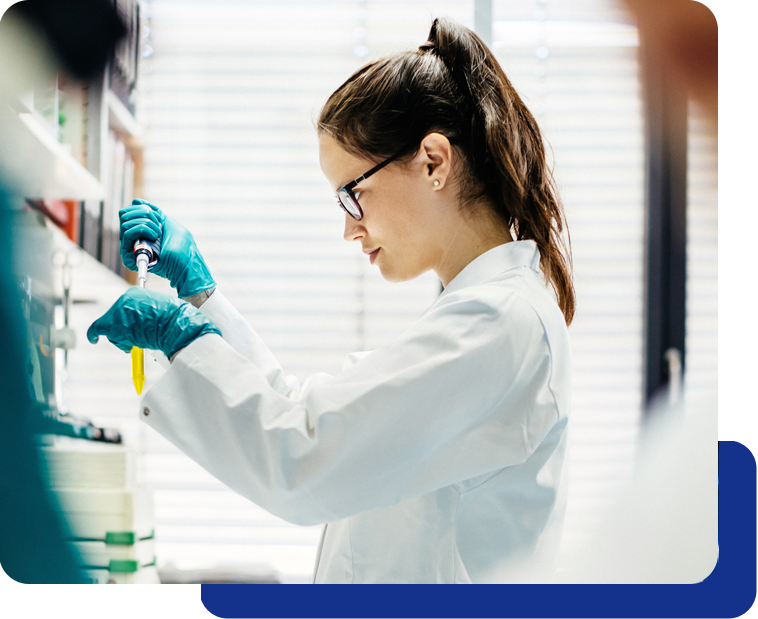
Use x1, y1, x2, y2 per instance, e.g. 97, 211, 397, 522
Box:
131, 346, 145, 395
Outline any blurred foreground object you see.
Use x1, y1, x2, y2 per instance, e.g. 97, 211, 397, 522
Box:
555, 393, 718, 582
0, 0, 125, 583
2, 0, 125, 82
624, 0, 717, 122
488, 391, 718, 583
0, 187, 87, 583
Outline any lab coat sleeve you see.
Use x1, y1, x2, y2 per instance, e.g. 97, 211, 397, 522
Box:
140, 288, 564, 526
196, 288, 296, 396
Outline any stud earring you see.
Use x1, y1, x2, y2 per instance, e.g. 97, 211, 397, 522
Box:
433, 180, 440, 187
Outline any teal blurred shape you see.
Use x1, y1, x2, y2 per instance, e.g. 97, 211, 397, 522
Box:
0, 180, 86, 584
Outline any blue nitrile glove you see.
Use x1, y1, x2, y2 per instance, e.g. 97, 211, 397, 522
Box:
87, 287, 221, 360
119, 199, 216, 298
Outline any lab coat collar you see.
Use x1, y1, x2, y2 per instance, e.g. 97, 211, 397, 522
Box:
440, 240, 541, 298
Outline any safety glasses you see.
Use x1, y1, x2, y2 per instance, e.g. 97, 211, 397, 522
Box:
337, 150, 403, 221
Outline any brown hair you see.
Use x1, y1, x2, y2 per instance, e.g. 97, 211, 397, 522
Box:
318, 18, 575, 325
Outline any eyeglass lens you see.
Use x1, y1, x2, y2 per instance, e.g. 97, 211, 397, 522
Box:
338, 189, 362, 220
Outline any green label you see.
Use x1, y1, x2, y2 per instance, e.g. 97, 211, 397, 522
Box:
108, 559, 139, 573
105, 531, 136, 545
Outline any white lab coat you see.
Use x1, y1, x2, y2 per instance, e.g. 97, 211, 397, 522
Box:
140, 240, 572, 583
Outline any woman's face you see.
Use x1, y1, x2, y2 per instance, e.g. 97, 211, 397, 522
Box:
318, 134, 447, 283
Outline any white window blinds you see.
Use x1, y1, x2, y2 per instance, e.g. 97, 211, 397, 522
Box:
684, 102, 717, 410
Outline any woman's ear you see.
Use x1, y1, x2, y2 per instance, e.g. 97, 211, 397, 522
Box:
418, 133, 453, 190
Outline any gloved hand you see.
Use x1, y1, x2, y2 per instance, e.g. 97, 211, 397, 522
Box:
119, 199, 216, 299
87, 287, 221, 360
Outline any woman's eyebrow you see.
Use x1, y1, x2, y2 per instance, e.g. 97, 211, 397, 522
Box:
336, 175, 354, 192
338, 173, 355, 190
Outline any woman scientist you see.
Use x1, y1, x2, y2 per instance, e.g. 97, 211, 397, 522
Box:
88, 18, 574, 584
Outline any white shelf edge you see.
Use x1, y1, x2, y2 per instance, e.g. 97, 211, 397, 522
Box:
0, 106, 105, 200
107, 90, 143, 140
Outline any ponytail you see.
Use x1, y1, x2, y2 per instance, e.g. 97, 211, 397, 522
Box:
319, 18, 575, 325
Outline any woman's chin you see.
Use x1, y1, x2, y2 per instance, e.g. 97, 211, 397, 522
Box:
377, 263, 399, 282
378, 262, 426, 284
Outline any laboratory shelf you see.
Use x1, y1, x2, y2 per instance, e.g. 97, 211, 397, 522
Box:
0, 105, 104, 200
107, 89, 143, 140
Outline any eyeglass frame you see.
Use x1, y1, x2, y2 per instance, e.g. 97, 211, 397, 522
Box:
336, 150, 404, 221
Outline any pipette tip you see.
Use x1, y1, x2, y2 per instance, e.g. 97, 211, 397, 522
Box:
131, 346, 145, 395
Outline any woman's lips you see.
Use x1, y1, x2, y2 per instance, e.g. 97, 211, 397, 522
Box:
364, 248, 380, 264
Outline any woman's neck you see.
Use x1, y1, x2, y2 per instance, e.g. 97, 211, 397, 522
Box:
434, 206, 513, 287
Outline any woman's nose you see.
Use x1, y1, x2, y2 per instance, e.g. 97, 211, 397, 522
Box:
343, 213, 365, 242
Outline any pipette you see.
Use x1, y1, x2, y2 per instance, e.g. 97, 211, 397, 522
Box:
131, 240, 159, 395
